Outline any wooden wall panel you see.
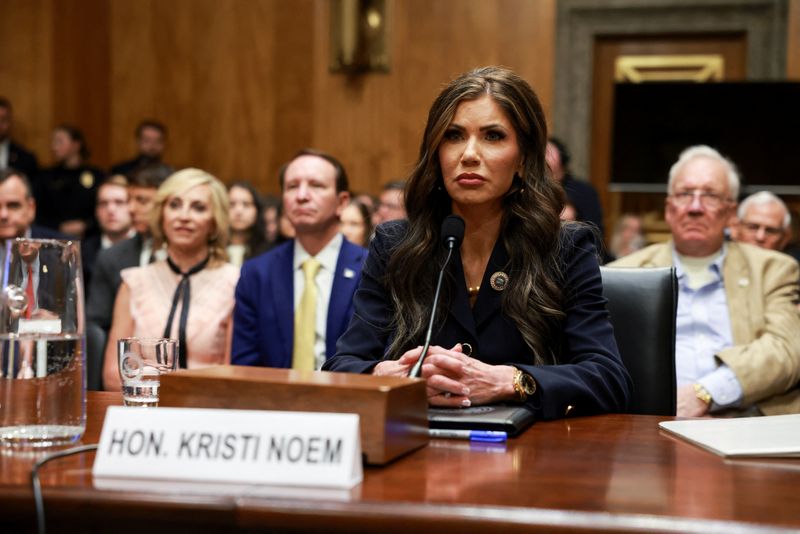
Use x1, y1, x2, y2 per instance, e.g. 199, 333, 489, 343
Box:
789, 0, 800, 78
109, 0, 313, 188
0, 0, 53, 161
52, 0, 111, 167
309, 0, 556, 195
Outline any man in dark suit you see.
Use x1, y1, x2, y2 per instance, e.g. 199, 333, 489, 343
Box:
86, 164, 171, 332
546, 137, 604, 238
0, 169, 64, 241
110, 120, 168, 177
232, 149, 367, 369
82, 175, 135, 294
0, 98, 39, 181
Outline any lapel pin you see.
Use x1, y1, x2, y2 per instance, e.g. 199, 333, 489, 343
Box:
738, 277, 749, 287
490, 271, 509, 292
343, 268, 355, 279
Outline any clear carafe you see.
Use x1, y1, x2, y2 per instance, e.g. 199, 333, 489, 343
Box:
0, 238, 85, 447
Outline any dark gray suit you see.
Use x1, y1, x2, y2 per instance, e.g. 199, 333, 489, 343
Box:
87, 233, 143, 330
86, 233, 143, 391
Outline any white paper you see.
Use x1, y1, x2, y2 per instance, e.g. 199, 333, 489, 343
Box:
659, 414, 800, 458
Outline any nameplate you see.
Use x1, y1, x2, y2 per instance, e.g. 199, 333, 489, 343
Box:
93, 406, 362, 488
18, 318, 61, 334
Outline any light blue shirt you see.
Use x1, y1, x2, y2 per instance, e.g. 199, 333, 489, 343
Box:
673, 246, 744, 410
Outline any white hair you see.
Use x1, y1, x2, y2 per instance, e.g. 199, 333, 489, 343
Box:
737, 190, 791, 229
667, 145, 740, 200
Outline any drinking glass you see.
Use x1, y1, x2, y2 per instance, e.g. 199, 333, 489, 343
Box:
0, 238, 85, 447
117, 338, 178, 407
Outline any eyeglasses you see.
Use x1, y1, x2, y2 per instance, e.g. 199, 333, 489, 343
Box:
738, 221, 784, 237
669, 190, 731, 209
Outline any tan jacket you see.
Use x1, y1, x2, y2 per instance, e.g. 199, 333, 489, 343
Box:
610, 241, 800, 415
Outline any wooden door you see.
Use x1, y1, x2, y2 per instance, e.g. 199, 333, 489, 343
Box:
590, 34, 747, 243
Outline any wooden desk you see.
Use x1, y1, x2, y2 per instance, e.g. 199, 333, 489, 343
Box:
2, 392, 799, 533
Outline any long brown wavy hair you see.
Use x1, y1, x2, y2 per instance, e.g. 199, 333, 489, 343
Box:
384, 66, 566, 364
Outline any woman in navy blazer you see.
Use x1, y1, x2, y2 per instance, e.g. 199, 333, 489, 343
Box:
323, 67, 630, 420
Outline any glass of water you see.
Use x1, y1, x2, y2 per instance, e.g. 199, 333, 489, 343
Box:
0, 238, 85, 448
117, 338, 178, 407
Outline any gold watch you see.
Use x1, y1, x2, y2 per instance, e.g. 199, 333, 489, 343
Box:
513, 369, 537, 402
693, 383, 712, 406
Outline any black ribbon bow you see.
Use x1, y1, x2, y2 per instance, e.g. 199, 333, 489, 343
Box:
163, 255, 209, 368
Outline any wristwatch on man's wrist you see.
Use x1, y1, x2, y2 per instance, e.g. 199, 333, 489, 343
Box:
513, 368, 537, 402
693, 383, 712, 406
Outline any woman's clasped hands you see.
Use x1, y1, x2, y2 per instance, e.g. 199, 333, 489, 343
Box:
373, 343, 517, 407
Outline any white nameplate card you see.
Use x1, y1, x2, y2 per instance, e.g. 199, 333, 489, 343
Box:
18, 318, 62, 335
93, 406, 362, 488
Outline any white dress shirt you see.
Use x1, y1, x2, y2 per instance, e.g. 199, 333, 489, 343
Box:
0, 139, 9, 169
293, 233, 343, 370
673, 245, 744, 409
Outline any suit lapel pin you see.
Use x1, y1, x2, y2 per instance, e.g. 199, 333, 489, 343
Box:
490, 271, 509, 292
343, 268, 355, 279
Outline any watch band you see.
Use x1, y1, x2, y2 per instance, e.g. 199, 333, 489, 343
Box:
693, 383, 712, 406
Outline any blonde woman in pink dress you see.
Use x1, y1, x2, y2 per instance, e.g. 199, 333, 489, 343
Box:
103, 168, 240, 391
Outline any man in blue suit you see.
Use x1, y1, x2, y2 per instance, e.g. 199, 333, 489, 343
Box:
232, 149, 366, 369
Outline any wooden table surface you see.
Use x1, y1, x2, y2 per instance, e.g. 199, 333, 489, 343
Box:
2, 391, 799, 533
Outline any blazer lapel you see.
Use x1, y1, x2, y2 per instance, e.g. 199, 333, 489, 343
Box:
472, 239, 508, 329
449, 251, 478, 338
271, 244, 295, 366
326, 241, 361, 357
722, 242, 753, 345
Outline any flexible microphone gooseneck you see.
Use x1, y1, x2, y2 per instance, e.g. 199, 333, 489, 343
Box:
407, 215, 465, 378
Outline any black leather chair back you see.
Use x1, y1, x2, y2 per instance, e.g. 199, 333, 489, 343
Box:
600, 266, 677, 415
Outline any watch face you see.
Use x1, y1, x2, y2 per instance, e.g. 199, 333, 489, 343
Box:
521, 374, 536, 395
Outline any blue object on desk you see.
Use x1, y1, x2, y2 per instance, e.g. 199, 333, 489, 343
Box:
429, 429, 508, 442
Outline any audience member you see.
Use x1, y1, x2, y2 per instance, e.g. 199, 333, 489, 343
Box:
560, 201, 577, 222
0, 97, 38, 179
110, 120, 168, 177
546, 137, 604, 237
0, 169, 64, 240
608, 213, 645, 260
262, 195, 281, 245
227, 181, 270, 266
103, 168, 239, 390
232, 149, 367, 369
783, 208, 800, 264
354, 192, 378, 214
373, 181, 406, 225
35, 124, 104, 238
610, 145, 800, 416
340, 198, 373, 246
82, 175, 135, 291
324, 66, 630, 418
87, 164, 172, 334
730, 191, 791, 252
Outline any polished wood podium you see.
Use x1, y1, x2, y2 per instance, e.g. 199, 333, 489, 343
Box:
2, 392, 800, 533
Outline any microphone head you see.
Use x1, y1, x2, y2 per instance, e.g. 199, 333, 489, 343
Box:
441, 215, 465, 249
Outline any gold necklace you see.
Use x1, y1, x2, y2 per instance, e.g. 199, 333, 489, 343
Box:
467, 285, 480, 297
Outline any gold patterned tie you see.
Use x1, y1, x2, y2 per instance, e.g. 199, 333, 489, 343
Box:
292, 258, 321, 370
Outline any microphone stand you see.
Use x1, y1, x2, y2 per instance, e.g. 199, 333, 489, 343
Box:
407, 242, 456, 378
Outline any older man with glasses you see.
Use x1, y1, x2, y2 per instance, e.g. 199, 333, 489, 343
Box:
611, 145, 800, 417
731, 191, 792, 252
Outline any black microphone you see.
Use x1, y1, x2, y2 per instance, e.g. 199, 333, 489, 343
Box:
408, 215, 465, 378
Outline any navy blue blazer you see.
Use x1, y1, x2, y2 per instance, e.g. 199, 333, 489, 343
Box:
323, 221, 631, 420
232, 237, 367, 368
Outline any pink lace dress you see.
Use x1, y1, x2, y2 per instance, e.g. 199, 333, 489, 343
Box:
120, 261, 240, 367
